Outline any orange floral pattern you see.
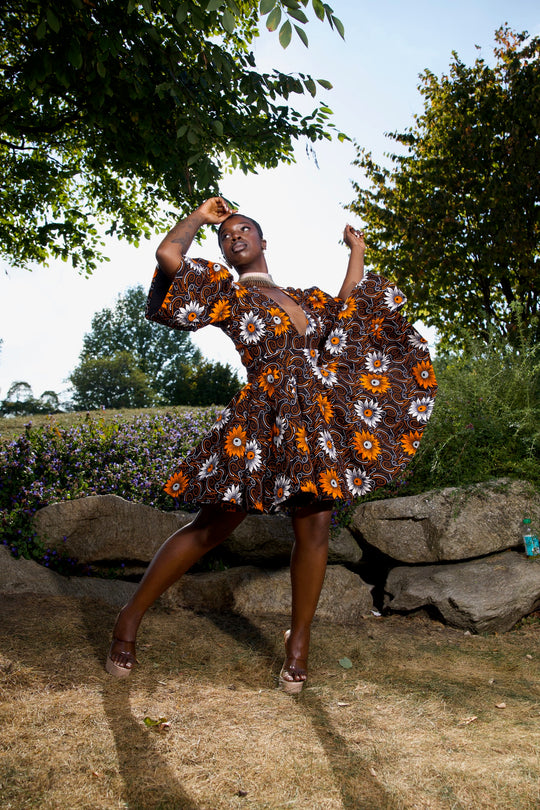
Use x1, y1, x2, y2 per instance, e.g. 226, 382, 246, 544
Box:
413, 360, 437, 389
147, 261, 436, 512
224, 425, 247, 457
209, 299, 231, 322
400, 430, 423, 455
319, 469, 343, 498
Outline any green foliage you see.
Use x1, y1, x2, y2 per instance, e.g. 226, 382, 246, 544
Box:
165, 359, 243, 406
367, 321, 540, 501
348, 28, 540, 350
81, 284, 201, 382
1, 0, 345, 274
0, 408, 219, 572
69, 284, 242, 407
69, 351, 157, 410
0, 381, 64, 416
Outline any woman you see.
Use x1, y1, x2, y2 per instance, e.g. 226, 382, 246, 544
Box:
106, 196, 436, 692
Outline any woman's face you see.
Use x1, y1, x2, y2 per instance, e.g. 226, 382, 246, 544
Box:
219, 215, 266, 270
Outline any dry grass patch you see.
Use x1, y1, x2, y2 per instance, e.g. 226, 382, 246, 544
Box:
0, 595, 539, 809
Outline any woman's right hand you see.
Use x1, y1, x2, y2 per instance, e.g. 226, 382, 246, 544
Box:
196, 196, 237, 225
343, 224, 366, 252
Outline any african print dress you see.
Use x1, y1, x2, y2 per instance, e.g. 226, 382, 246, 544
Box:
146, 256, 437, 513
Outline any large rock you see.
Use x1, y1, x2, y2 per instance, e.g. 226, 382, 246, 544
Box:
0, 545, 137, 606
226, 517, 362, 565
384, 551, 540, 633
33, 495, 362, 566
32, 495, 193, 563
162, 564, 374, 622
352, 479, 539, 563
0, 545, 372, 623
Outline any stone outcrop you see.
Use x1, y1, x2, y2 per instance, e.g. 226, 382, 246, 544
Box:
20, 479, 540, 633
33, 494, 362, 566
384, 551, 540, 634
163, 564, 373, 622
32, 495, 193, 563
351, 479, 539, 563
0, 545, 137, 606
0, 545, 372, 623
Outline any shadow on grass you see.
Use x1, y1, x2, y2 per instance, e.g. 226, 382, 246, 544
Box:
208, 610, 399, 810
80, 600, 201, 810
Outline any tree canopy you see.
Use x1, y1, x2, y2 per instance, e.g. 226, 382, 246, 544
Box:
70, 285, 242, 408
348, 28, 539, 349
1, 0, 344, 274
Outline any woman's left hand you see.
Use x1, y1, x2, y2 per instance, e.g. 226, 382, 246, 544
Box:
343, 224, 366, 252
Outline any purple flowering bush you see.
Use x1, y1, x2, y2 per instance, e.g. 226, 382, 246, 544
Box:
0, 409, 219, 573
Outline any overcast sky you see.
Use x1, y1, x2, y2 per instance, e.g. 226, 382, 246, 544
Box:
1, 0, 539, 400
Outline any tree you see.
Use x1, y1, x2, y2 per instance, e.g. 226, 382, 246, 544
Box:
347, 28, 540, 349
70, 284, 243, 406
70, 351, 157, 409
171, 359, 242, 405
0, 381, 64, 414
1, 0, 345, 274
79, 284, 202, 379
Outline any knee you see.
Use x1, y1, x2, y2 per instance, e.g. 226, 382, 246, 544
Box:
292, 509, 332, 550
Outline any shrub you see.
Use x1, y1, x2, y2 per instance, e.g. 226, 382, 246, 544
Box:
369, 322, 540, 499
0, 409, 219, 572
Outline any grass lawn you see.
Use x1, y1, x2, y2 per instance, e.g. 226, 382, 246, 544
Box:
1, 594, 539, 810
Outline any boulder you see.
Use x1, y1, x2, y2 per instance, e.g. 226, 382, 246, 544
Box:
384, 551, 540, 633
33, 495, 362, 566
162, 564, 374, 623
352, 479, 539, 563
32, 495, 192, 563
225, 518, 361, 565
0, 545, 372, 624
0, 545, 137, 606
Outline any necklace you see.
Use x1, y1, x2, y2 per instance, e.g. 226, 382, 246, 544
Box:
238, 272, 279, 289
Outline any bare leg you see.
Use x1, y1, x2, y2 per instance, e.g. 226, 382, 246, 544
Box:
281, 501, 332, 686
108, 505, 246, 671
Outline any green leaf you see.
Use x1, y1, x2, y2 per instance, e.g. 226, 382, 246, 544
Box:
96, 62, 106, 78
287, 7, 308, 23
304, 77, 316, 96
339, 657, 353, 669
226, 0, 241, 14
312, 0, 325, 21
35, 19, 47, 39
46, 9, 61, 32
143, 716, 168, 727
127, 0, 137, 12
175, 5, 187, 23
212, 120, 224, 136
266, 5, 281, 31
279, 20, 292, 48
221, 9, 235, 33
176, 124, 188, 137
259, 0, 275, 14
206, 0, 224, 10
294, 24, 308, 47
332, 14, 345, 39
68, 41, 83, 70
317, 78, 333, 89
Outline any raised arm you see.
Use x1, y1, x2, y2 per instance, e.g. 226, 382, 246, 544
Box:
155, 196, 235, 280
337, 225, 366, 300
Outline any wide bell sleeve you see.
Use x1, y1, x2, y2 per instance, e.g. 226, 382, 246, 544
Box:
146, 256, 235, 332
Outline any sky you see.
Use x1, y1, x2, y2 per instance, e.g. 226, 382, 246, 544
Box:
1, 0, 539, 401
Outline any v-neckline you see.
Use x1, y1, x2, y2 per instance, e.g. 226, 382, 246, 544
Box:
248, 286, 310, 337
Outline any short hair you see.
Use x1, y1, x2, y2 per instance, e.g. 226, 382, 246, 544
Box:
217, 213, 264, 246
